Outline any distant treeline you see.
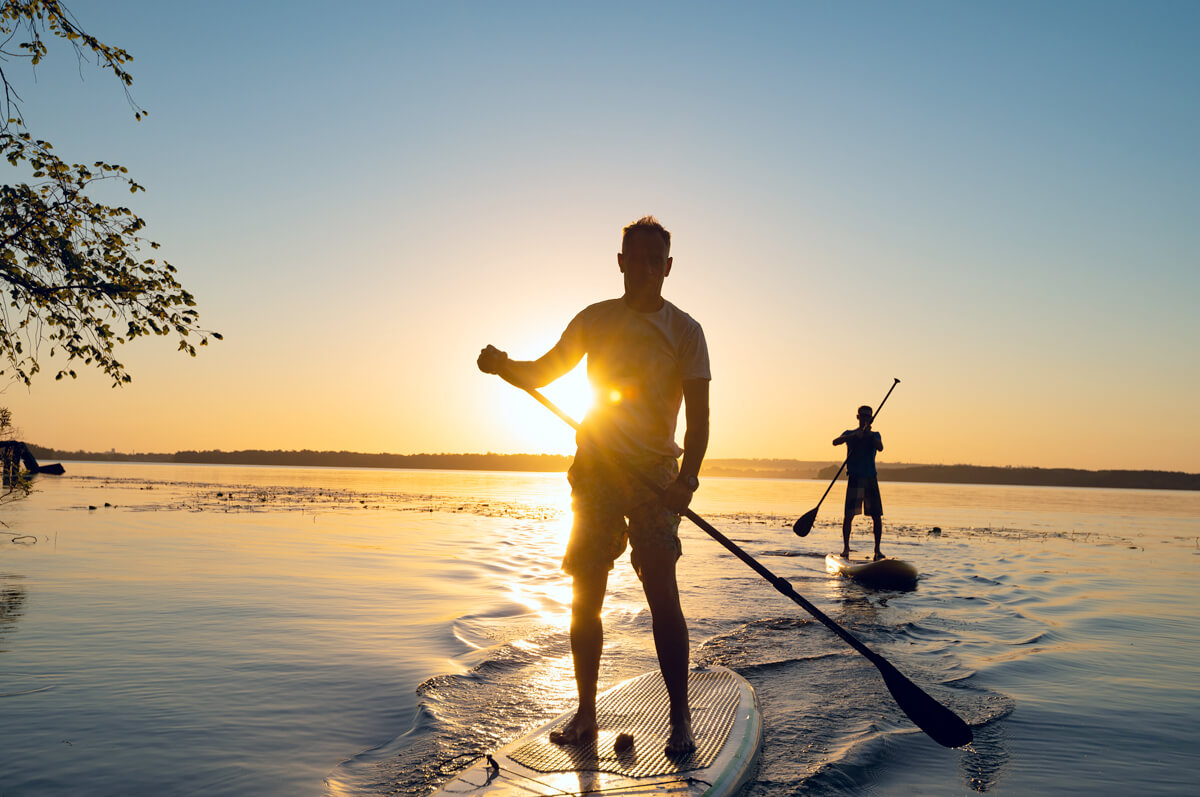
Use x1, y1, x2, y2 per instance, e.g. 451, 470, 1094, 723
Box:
28, 446, 573, 473
25, 445, 1199, 490
701, 459, 834, 480
817, 463, 1200, 491
26, 445, 831, 478
177, 450, 576, 472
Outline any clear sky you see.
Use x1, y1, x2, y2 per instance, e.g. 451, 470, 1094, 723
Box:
2, 0, 1197, 471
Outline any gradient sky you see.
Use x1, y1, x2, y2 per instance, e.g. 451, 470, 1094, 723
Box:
2, 0, 1197, 471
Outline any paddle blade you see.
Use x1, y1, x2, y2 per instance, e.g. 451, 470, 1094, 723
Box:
875, 654, 973, 748
792, 508, 817, 537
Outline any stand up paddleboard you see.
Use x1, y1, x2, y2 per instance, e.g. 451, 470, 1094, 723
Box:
825, 554, 919, 590
430, 665, 761, 796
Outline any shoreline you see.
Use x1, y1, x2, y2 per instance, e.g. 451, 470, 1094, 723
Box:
27, 446, 1200, 491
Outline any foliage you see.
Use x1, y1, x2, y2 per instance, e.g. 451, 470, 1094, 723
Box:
0, 405, 32, 504
0, 0, 219, 386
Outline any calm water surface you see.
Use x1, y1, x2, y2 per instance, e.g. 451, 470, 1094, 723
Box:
1, 462, 1197, 795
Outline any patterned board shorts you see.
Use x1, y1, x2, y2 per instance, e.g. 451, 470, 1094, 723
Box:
562, 450, 681, 578
844, 475, 883, 518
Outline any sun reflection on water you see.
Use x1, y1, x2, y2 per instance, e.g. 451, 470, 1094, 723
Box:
505, 579, 573, 626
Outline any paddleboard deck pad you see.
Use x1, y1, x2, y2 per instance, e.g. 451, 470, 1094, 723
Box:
430, 665, 761, 796
826, 553, 919, 589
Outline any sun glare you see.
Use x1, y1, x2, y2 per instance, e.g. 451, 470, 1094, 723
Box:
499, 366, 594, 456
541, 366, 595, 424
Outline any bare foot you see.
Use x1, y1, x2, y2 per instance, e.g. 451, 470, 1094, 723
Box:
840, 550, 850, 559
873, 551, 885, 561
549, 713, 598, 746
664, 717, 696, 757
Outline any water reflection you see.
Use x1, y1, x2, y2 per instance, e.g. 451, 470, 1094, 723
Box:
0, 575, 26, 649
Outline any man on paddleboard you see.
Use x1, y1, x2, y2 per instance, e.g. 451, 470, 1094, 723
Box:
477, 216, 709, 756
834, 405, 886, 561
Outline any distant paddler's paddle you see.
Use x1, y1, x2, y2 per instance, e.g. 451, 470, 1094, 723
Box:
793, 377, 900, 537
500, 372, 972, 749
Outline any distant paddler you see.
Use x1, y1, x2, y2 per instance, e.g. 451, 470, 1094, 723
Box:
834, 404, 886, 561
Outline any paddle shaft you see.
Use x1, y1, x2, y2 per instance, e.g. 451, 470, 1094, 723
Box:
505, 375, 971, 747
808, 377, 901, 513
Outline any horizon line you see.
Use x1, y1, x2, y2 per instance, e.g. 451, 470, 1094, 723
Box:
26, 444, 1200, 478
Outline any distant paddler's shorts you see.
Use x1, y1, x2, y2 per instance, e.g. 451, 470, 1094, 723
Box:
562, 449, 681, 579
844, 475, 883, 518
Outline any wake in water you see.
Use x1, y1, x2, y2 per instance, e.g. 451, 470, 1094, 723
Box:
329, 610, 1012, 795
325, 507, 1014, 796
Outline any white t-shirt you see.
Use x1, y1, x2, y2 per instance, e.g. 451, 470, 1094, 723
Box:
551, 298, 710, 458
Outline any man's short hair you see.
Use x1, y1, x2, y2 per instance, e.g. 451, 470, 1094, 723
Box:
622, 215, 671, 253
858, 405, 873, 418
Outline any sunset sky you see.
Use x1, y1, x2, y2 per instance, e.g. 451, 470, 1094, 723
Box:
2, 0, 1197, 472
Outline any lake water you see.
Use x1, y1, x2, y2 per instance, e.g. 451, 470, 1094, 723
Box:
1, 462, 1197, 795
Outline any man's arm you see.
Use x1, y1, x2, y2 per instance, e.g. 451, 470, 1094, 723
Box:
663, 378, 709, 513
477, 343, 581, 388
835, 421, 874, 446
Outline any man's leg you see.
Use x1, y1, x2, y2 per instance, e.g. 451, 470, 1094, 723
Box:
842, 481, 861, 558
638, 546, 696, 756
867, 480, 884, 560
550, 568, 609, 745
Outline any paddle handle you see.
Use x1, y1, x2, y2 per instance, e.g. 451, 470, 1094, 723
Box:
870, 377, 901, 427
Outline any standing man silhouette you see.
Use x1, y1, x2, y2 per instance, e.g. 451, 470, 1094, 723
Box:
477, 216, 709, 756
834, 405, 886, 561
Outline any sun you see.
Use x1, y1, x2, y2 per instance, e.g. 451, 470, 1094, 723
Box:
498, 365, 594, 455
540, 365, 595, 425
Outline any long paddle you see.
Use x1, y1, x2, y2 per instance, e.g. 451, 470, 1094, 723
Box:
793, 377, 900, 537
503, 374, 972, 749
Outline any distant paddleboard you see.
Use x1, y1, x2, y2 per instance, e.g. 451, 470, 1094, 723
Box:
430, 665, 761, 796
825, 553, 919, 590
